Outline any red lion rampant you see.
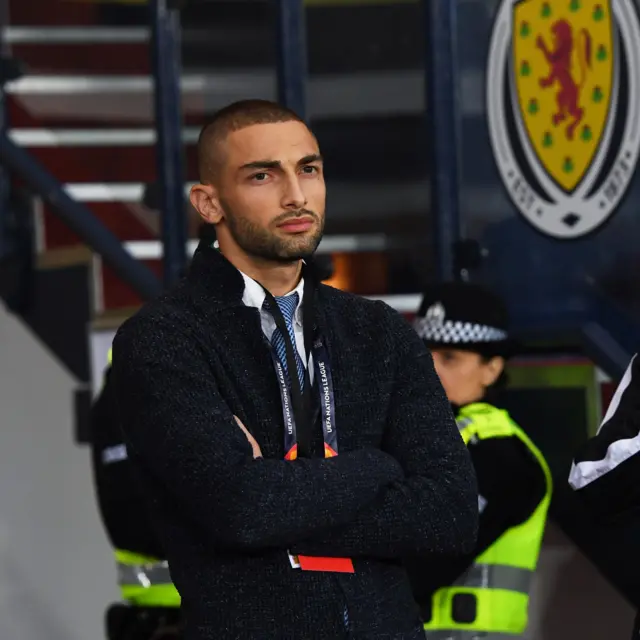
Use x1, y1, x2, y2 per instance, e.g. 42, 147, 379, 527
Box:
536, 19, 593, 140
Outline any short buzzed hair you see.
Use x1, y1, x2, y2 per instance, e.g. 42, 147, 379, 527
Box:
197, 99, 305, 183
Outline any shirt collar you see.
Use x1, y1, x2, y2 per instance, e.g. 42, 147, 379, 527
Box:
240, 271, 305, 324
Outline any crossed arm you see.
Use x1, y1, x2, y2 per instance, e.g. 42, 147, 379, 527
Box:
112, 305, 478, 558
290, 307, 479, 559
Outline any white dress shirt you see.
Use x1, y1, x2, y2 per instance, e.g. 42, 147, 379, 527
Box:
239, 271, 315, 384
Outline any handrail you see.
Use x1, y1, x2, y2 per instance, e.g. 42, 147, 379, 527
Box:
424, 0, 462, 281
151, 0, 188, 288
0, 134, 162, 300
275, 0, 308, 119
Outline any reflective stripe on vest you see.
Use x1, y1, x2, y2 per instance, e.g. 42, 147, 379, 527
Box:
453, 563, 532, 594
115, 550, 181, 608
117, 558, 172, 588
425, 403, 552, 637
426, 631, 520, 639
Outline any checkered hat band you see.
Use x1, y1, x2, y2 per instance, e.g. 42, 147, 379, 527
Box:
413, 318, 508, 344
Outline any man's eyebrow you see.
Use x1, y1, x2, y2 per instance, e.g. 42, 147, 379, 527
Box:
238, 154, 323, 172
239, 160, 282, 171
298, 154, 323, 165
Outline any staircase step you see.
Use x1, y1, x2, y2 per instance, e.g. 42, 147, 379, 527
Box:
7, 1, 424, 69
13, 42, 149, 75
36, 245, 93, 269
98, 256, 162, 312
9, 0, 98, 26
96, 250, 418, 314
8, 95, 208, 128
9, 127, 199, 146
93, 238, 397, 314
39, 202, 157, 252
22, 144, 198, 182
8, 114, 430, 184
5, 69, 426, 127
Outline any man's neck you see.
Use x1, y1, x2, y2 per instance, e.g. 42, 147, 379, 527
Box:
222, 249, 302, 297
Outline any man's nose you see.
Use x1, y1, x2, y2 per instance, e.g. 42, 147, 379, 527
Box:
281, 174, 307, 210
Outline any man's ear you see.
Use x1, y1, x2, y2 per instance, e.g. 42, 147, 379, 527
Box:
482, 356, 505, 388
189, 184, 223, 225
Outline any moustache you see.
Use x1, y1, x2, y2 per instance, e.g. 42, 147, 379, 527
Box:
274, 209, 319, 225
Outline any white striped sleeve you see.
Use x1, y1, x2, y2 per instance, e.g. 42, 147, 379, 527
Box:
569, 354, 640, 491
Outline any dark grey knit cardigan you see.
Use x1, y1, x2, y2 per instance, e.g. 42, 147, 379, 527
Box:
111, 242, 478, 640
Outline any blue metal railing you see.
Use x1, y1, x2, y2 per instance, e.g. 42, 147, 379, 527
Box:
275, 0, 308, 120
0, 88, 9, 260
424, 0, 462, 282
0, 2, 11, 259
150, 0, 188, 289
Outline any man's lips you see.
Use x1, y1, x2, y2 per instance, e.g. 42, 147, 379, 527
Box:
277, 217, 315, 232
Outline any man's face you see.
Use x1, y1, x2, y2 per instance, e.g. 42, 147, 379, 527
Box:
431, 348, 504, 407
210, 121, 325, 263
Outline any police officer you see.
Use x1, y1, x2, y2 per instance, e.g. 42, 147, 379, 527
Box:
91, 348, 181, 640
406, 282, 552, 639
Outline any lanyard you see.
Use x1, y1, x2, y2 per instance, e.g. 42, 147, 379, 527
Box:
269, 336, 338, 460
261, 273, 353, 575
261, 276, 338, 459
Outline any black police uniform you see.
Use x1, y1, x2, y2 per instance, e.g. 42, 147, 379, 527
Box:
91, 365, 181, 640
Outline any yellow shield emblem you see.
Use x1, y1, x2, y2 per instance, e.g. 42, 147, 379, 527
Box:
513, 0, 614, 192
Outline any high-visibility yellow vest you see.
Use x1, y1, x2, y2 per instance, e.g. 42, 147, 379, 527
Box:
424, 403, 552, 638
115, 549, 181, 608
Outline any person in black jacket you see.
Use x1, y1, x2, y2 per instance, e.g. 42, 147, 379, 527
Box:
91, 361, 182, 640
569, 353, 640, 637
110, 99, 478, 640
407, 282, 551, 638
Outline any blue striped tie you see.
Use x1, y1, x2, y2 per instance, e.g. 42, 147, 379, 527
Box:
265, 293, 305, 390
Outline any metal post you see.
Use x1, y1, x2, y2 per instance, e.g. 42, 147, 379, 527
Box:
0, 0, 10, 259
150, 0, 188, 288
424, 0, 462, 281
0, 88, 9, 261
0, 135, 162, 300
274, 0, 308, 119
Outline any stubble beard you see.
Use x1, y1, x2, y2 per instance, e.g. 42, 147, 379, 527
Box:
224, 207, 325, 264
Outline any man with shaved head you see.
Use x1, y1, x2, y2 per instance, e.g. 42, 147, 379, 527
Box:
111, 99, 478, 639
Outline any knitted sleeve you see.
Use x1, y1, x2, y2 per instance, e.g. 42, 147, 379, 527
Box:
291, 302, 479, 559
111, 310, 404, 551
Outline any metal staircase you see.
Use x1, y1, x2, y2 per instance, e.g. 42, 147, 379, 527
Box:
0, 0, 433, 437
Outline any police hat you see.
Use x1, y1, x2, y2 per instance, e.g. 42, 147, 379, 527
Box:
413, 281, 514, 358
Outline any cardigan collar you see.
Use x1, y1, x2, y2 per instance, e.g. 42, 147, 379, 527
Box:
187, 241, 246, 307
186, 240, 321, 310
